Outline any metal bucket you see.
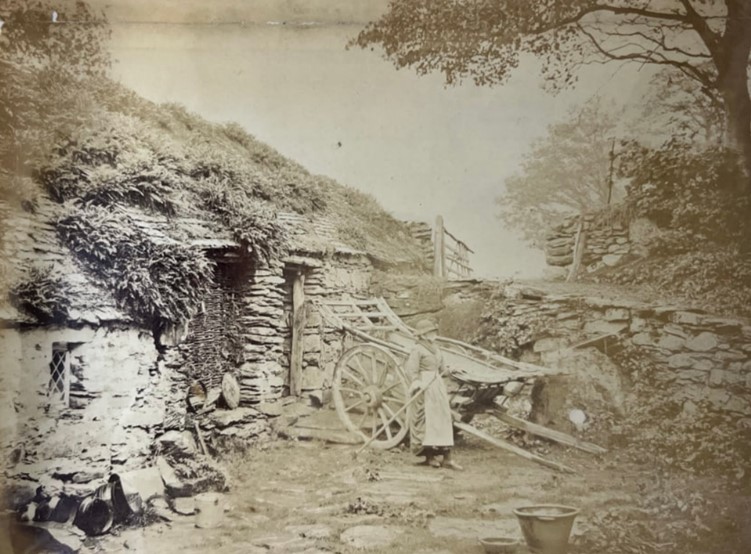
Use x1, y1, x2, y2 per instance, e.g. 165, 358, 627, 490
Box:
74, 496, 114, 536
194, 492, 224, 529
109, 474, 144, 523
513, 504, 579, 554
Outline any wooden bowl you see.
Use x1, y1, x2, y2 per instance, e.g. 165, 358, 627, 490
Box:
478, 536, 519, 553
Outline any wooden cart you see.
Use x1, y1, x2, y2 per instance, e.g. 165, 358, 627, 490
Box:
318, 298, 605, 473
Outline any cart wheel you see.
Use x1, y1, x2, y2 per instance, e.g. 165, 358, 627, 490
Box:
333, 344, 409, 449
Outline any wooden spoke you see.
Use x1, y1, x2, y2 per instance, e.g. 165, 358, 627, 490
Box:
344, 397, 367, 413
380, 380, 403, 395
333, 344, 409, 450
378, 409, 393, 440
377, 359, 390, 387
380, 403, 404, 427
343, 367, 365, 387
351, 357, 371, 383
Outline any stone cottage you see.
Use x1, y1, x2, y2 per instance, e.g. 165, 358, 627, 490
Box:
0, 191, 423, 497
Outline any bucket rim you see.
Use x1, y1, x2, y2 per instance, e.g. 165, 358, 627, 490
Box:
478, 536, 519, 545
512, 504, 580, 518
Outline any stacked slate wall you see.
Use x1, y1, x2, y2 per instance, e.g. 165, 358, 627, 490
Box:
163, 258, 288, 419
545, 213, 638, 273
282, 253, 373, 404
447, 285, 751, 419
405, 221, 434, 269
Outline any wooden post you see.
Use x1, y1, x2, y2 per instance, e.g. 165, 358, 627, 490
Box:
606, 137, 616, 205
567, 218, 586, 283
289, 271, 306, 397
433, 215, 446, 279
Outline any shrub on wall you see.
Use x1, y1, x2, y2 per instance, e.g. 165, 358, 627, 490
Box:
57, 207, 214, 326
9, 267, 71, 323
620, 142, 749, 251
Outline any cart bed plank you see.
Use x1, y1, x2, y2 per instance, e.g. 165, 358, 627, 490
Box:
491, 409, 607, 455
454, 421, 575, 474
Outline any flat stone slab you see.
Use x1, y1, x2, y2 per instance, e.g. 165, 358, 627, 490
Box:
254, 534, 316, 552
378, 470, 445, 483
340, 525, 404, 549
428, 517, 518, 540
285, 523, 332, 539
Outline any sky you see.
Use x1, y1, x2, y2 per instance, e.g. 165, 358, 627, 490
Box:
96, 0, 654, 278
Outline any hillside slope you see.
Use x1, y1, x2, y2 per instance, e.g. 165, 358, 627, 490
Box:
1, 75, 424, 326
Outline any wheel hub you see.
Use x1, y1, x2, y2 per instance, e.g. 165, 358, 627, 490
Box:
363, 385, 383, 408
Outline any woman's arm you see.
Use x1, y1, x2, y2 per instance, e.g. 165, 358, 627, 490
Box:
404, 347, 421, 382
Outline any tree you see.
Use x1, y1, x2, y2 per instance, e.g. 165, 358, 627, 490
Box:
497, 100, 622, 246
353, 0, 751, 191
632, 66, 726, 145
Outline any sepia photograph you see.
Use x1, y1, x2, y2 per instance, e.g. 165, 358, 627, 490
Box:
1, 1, 750, 552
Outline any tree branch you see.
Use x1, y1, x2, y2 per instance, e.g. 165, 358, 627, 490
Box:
576, 23, 714, 89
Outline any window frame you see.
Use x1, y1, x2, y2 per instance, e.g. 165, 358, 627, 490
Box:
49, 343, 71, 408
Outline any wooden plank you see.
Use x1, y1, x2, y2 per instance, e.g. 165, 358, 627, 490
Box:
434, 215, 446, 278
454, 421, 575, 474
491, 409, 607, 455
336, 311, 392, 319
290, 272, 306, 397
567, 219, 585, 282
376, 298, 413, 333
323, 299, 381, 307
443, 227, 475, 254
435, 336, 564, 376
341, 323, 410, 356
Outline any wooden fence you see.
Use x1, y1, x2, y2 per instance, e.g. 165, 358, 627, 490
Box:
433, 216, 473, 280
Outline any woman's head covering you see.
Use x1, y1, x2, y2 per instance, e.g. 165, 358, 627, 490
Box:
414, 319, 439, 337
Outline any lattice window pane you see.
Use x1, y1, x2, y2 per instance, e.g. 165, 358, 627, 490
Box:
49, 349, 70, 406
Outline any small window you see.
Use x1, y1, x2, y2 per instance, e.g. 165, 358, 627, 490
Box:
49, 343, 70, 407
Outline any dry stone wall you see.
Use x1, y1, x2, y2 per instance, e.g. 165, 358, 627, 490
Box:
545, 213, 638, 273
486, 286, 751, 419
0, 325, 162, 495
237, 261, 288, 403
282, 254, 373, 404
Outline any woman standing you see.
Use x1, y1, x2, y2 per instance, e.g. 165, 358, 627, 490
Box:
405, 319, 462, 470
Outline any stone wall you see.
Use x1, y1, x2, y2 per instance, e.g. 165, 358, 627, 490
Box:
0, 324, 161, 494
282, 253, 373, 404
404, 221, 434, 269
474, 285, 751, 419
545, 213, 642, 273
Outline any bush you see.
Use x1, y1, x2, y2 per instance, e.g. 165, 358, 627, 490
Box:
620, 142, 749, 249
57, 207, 214, 326
9, 266, 71, 323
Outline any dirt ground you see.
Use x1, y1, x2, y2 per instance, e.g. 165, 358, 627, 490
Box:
72, 408, 750, 554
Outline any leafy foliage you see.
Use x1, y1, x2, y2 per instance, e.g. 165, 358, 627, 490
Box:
583, 142, 751, 316
354, 0, 751, 185
631, 67, 726, 146
57, 207, 214, 326
621, 142, 749, 248
612, 344, 751, 479
39, 113, 184, 215
0, 1, 110, 172
498, 100, 623, 247
9, 266, 71, 323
